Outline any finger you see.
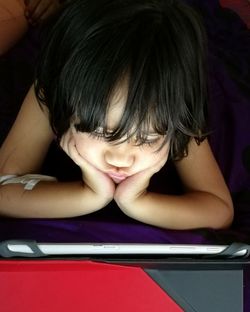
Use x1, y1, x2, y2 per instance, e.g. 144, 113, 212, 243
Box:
25, 0, 40, 23
67, 137, 86, 168
34, 1, 56, 22
60, 127, 87, 168
60, 131, 71, 156
25, 0, 40, 15
39, 4, 54, 21
29, 1, 50, 22
68, 140, 102, 178
39, 2, 60, 21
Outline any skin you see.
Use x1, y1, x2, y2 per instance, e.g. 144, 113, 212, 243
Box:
61, 86, 169, 210
0, 0, 62, 56
0, 85, 234, 229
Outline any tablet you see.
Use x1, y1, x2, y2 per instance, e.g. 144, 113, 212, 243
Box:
1, 240, 248, 258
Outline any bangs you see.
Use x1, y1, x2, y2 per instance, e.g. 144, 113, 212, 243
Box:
35, 0, 208, 159
74, 67, 170, 147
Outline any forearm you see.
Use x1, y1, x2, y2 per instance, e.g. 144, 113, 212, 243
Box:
119, 191, 234, 230
0, 181, 111, 218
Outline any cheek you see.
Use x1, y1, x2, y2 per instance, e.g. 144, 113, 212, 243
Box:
74, 136, 89, 157
137, 144, 169, 169
73, 134, 103, 163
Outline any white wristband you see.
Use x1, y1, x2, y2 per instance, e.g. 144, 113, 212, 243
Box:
0, 174, 57, 190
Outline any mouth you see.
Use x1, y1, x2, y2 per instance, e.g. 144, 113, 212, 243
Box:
106, 172, 128, 184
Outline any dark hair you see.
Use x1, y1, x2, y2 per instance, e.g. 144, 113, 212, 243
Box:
35, 0, 208, 160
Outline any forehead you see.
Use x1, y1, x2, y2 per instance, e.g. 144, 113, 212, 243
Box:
106, 86, 126, 130
106, 82, 156, 134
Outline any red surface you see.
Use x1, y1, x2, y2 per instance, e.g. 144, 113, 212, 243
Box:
220, 0, 250, 28
0, 260, 183, 312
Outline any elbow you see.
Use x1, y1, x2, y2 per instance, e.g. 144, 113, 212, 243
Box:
213, 201, 234, 230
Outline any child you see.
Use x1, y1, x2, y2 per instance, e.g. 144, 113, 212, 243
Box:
0, 0, 234, 230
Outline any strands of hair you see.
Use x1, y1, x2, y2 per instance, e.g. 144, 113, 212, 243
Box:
35, 0, 208, 160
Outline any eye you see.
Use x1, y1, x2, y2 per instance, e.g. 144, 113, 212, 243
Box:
136, 135, 162, 147
93, 127, 105, 136
142, 138, 161, 146
88, 127, 105, 140
90, 127, 114, 139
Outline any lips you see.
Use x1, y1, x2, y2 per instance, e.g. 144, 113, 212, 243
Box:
106, 172, 128, 184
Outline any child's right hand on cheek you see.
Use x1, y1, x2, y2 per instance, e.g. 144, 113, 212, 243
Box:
60, 129, 115, 206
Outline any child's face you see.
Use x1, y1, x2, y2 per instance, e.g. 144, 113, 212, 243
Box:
72, 87, 169, 184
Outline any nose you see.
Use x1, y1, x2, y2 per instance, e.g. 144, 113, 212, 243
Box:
104, 143, 135, 168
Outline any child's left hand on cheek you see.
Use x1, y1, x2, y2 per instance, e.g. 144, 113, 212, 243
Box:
114, 152, 168, 218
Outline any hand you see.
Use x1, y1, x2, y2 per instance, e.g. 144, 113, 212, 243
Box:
60, 128, 115, 206
114, 147, 169, 218
24, 0, 61, 25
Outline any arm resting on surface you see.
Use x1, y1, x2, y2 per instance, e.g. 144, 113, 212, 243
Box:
0, 85, 112, 217
0, 181, 111, 218
118, 139, 234, 230
119, 190, 233, 230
